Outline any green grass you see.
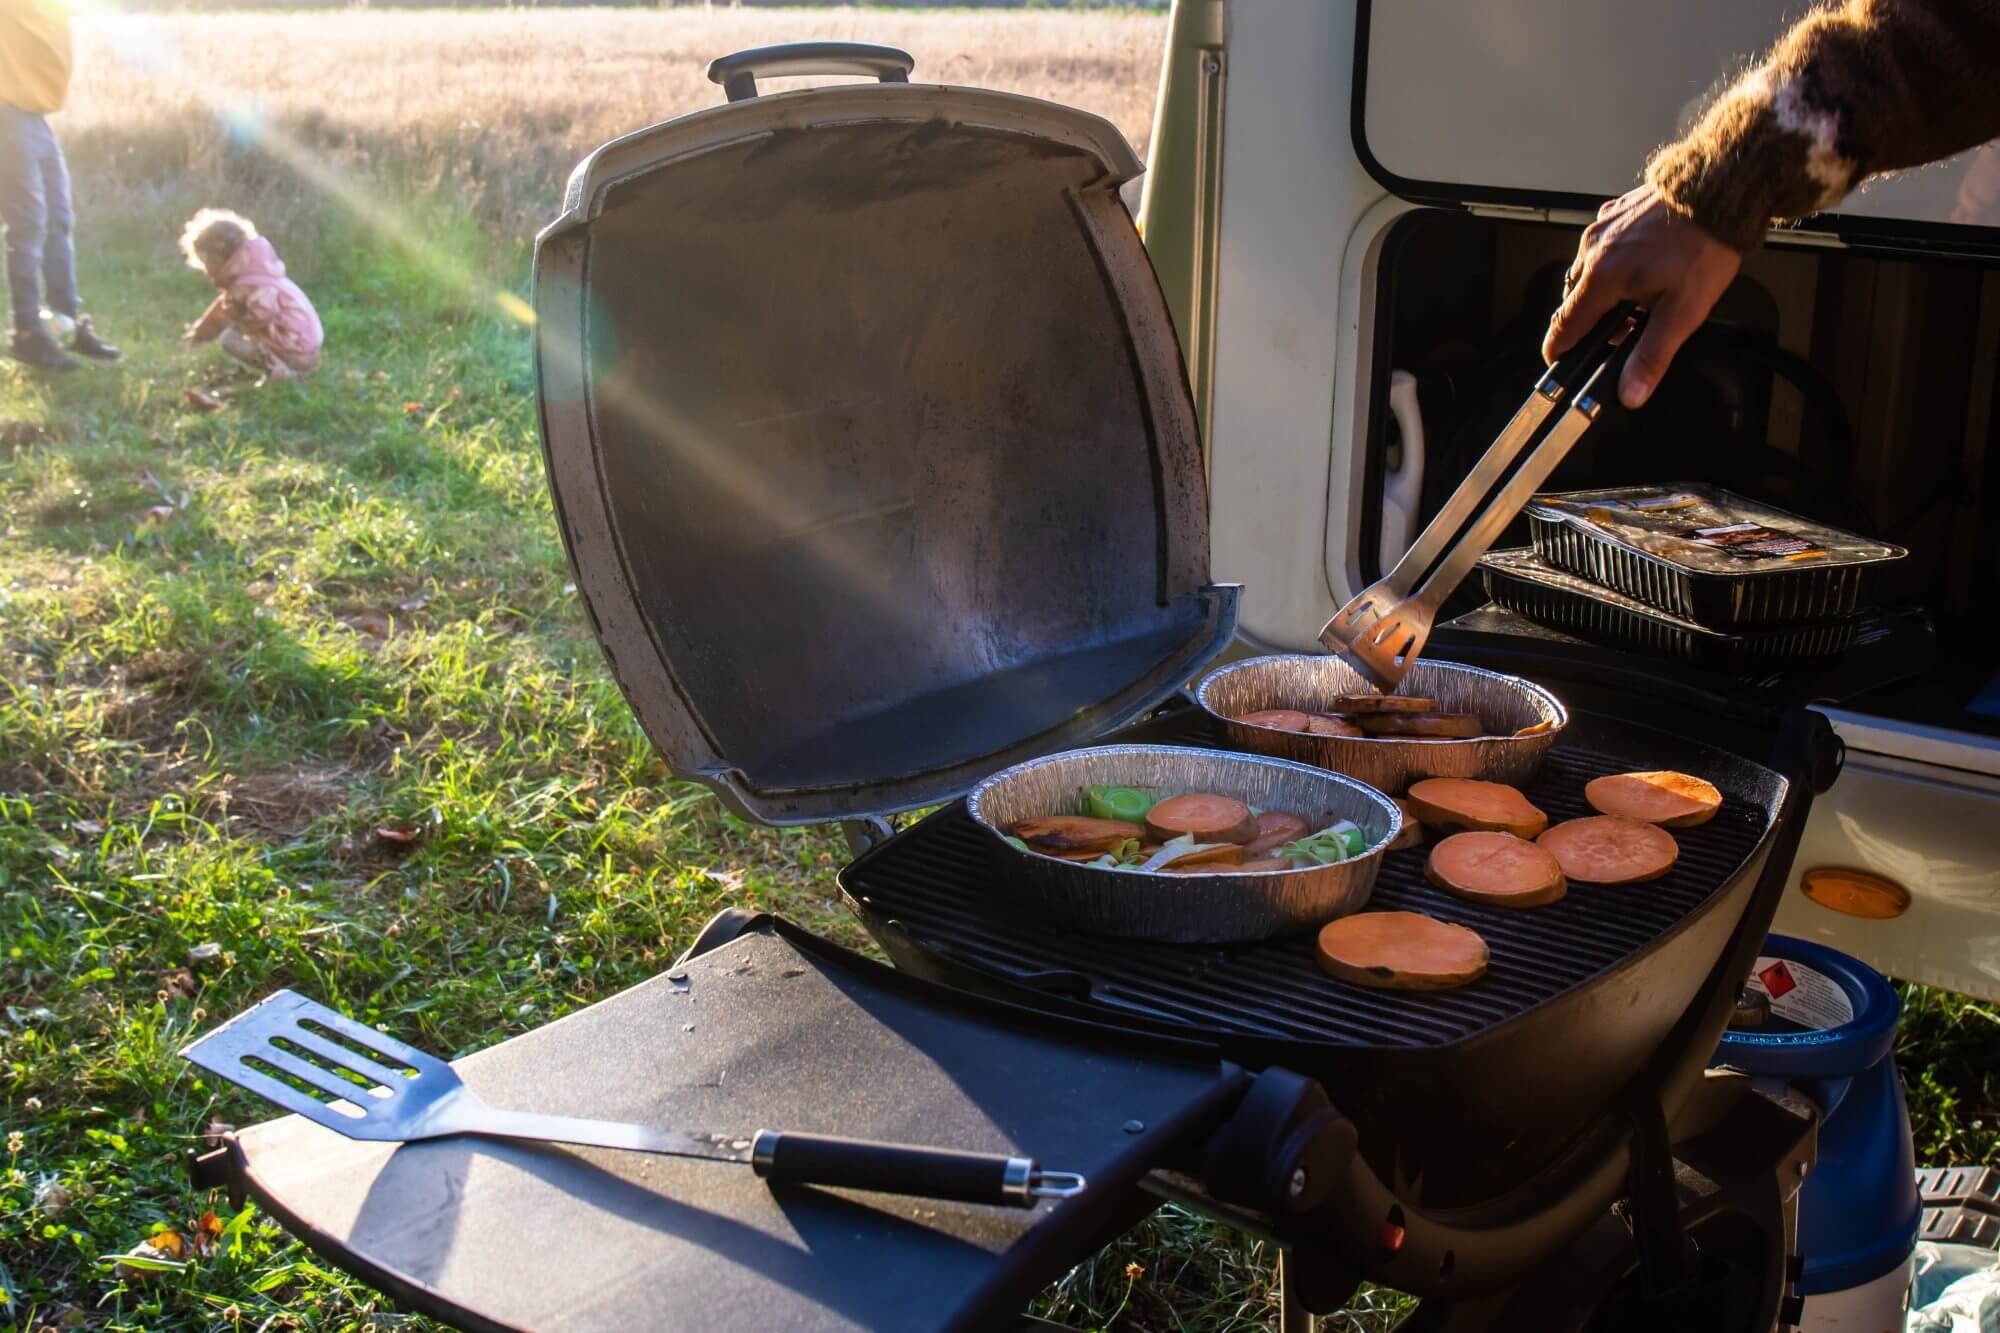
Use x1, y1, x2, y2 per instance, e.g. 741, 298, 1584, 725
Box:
2, 192, 1994, 1333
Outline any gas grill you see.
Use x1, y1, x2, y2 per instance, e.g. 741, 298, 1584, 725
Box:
845, 703, 1791, 1210
193, 42, 1850, 1332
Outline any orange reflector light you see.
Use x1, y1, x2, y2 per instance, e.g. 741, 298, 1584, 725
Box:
1800, 867, 1911, 920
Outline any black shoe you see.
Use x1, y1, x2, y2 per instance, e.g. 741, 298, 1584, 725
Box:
70, 316, 120, 362
10, 325, 79, 372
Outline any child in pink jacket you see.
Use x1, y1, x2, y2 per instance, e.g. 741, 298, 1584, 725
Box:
180, 209, 322, 380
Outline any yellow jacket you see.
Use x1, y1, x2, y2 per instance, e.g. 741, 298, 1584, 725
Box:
0, 0, 71, 115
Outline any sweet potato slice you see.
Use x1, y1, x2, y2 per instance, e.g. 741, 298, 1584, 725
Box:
1233, 709, 1313, 733
1513, 720, 1557, 739
1316, 911, 1489, 990
1007, 815, 1144, 854
1360, 712, 1483, 739
1145, 793, 1260, 846
1235, 857, 1300, 872
1406, 778, 1549, 838
1243, 811, 1311, 858
1306, 714, 1365, 737
1536, 816, 1678, 884
1330, 694, 1438, 715
1387, 797, 1425, 851
1425, 831, 1567, 908
1583, 771, 1722, 828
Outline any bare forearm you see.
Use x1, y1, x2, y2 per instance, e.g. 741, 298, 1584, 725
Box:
1647, 0, 2000, 251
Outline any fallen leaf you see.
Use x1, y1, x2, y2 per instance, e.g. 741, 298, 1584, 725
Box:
396, 593, 429, 613
34, 1178, 73, 1217
189, 1210, 225, 1257
112, 1238, 186, 1279
402, 401, 424, 415
141, 504, 176, 524
72, 819, 105, 835
373, 825, 421, 845
187, 941, 223, 969
182, 387, 224, 413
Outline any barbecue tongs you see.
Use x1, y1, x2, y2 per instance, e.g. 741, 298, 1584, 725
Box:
184, 989, 1087, 1209
1319, 304, 1646, 690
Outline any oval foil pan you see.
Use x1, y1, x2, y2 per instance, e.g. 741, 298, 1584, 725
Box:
1197, 656, 1566, 792
966, 744, 1401, 944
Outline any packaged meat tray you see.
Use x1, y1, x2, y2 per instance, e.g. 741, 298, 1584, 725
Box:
1479, 548, 1860, 666
1525, 483, 1904, 629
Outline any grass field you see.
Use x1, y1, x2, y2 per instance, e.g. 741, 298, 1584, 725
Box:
3, 8, 1996, 1333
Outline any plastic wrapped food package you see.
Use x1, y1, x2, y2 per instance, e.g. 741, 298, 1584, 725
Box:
1525, 483, 1906, 628
1528, 484, 1903, 576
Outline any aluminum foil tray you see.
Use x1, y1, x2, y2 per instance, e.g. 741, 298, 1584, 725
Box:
1480, 549, 1859, 666
1526, 483, 1904, 629
966, 744, 1401, 944
1196, 656, 1565, 793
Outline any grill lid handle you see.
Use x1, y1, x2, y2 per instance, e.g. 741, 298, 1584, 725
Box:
706, 42, 915, 103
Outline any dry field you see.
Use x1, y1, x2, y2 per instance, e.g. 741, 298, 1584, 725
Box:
65, 6, 1167, 244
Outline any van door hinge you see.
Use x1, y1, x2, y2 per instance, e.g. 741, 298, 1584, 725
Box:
1465, 202, 1597, 227
1770, 228, 1846, 250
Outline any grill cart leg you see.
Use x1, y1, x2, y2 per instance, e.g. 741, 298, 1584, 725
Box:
1277, 1251, 1317, 1333
1393, 1073, 1815, 1332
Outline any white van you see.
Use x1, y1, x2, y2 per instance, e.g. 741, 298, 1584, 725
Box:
1137, 0, 2000, 1002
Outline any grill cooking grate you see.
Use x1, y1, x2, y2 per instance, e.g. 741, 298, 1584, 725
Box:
842, 712, 1770, 1050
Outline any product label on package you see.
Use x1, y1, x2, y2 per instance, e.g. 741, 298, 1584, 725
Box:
1745, 956, 1854, 1029
1676, 522, 1827, 561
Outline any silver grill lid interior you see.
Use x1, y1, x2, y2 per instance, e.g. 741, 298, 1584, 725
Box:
535, 78, 1236, 824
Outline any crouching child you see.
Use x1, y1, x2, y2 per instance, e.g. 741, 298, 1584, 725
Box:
181, 209, 322, 380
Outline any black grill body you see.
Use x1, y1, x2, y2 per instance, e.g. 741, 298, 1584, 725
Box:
843, 705, 1790, 1205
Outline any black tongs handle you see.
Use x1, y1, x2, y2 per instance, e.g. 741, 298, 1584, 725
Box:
1543, 301, 1646, 401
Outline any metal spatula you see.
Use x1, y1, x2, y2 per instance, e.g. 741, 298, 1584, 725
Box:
183, 989, 1086, 1209
1318, 304, 1644, 690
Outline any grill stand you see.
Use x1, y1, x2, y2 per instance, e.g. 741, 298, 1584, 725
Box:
1200, 1071, 1817, 1333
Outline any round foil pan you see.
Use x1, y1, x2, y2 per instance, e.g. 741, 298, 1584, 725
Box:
1196, 656, 1566, 792
966, 743, 1401, 944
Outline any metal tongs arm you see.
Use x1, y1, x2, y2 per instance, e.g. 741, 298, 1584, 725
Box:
1317, 303, 1645, 690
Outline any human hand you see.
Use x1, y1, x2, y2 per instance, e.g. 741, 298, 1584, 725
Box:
1542, 183, 1743, 408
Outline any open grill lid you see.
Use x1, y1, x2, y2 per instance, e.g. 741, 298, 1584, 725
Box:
534, 45, 1237, 825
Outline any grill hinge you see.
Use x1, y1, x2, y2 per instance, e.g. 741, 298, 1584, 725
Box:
841, 817, 896, 859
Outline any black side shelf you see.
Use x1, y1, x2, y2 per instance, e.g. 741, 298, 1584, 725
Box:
200, 920, 1244, 1333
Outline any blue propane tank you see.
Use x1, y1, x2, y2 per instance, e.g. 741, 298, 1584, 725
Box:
1712, 935, 1920, 1332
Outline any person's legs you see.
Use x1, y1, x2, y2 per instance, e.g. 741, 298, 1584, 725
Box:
219, 324, 288, 379
38, 135, 77, 322
0, 113, 77, 369
0, 108, 50, 333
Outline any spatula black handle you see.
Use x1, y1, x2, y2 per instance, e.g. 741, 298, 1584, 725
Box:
750, 1130, 1084, 1209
